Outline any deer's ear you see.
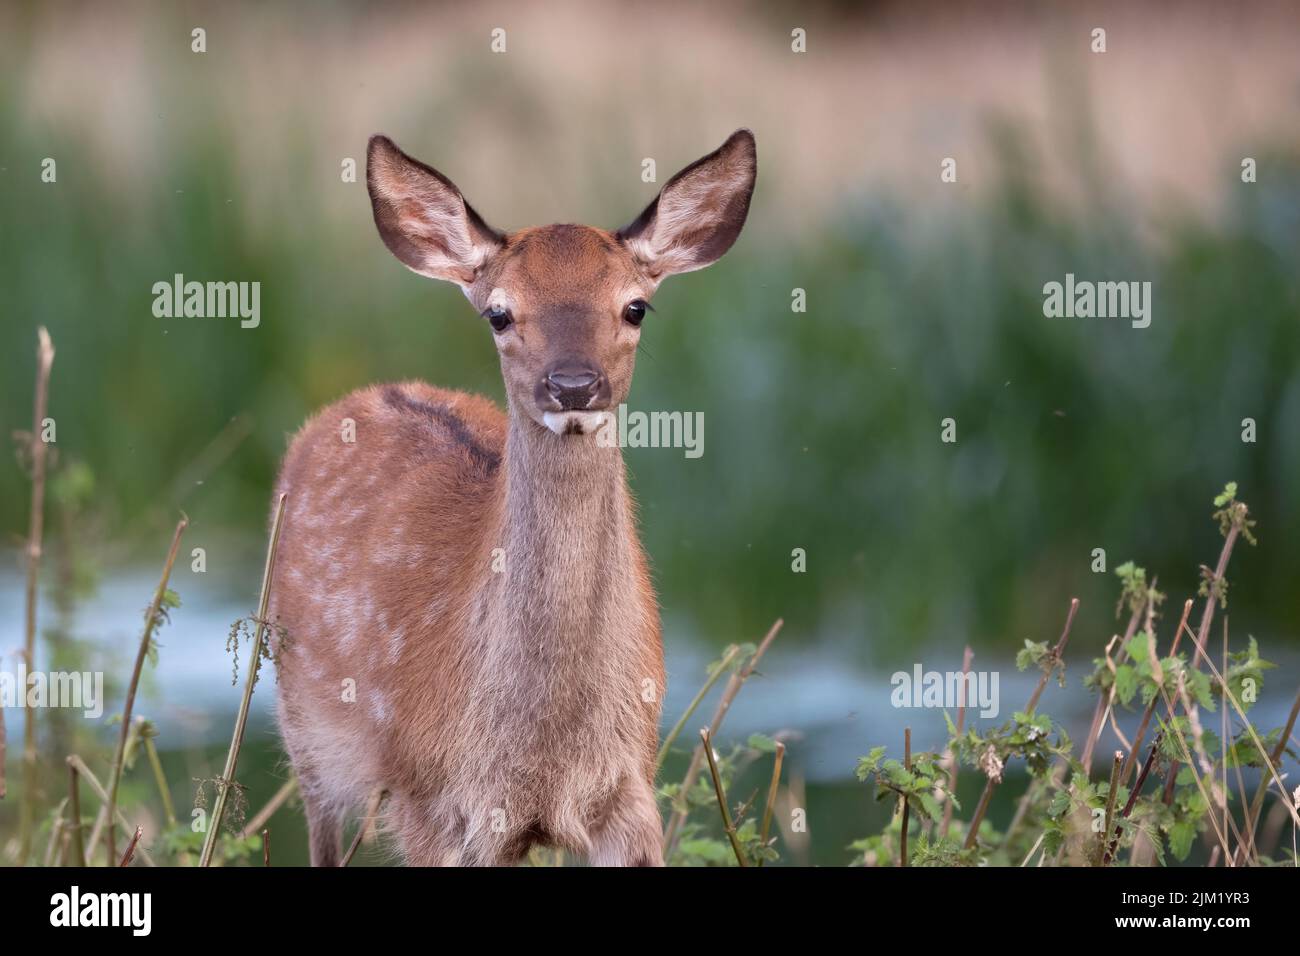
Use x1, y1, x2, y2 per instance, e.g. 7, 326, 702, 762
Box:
617, 129, 756, 282
366, 135, 504, 287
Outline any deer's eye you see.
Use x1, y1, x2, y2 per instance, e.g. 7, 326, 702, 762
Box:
623, 300, 650, 327
485, 306, 512, 333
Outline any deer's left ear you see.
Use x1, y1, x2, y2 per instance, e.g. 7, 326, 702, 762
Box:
617, 129, 756, 282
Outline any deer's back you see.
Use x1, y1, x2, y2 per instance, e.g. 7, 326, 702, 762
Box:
270, 381, 506, 800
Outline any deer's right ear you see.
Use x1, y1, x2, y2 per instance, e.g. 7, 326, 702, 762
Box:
366, 135, 504, 287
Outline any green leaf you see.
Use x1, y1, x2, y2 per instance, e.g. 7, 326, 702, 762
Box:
1189, 669, 1215, 711
1168, 820, 1196, 861
1042, 825, 1064, 857
917, 792, 943, 823
1114, 664, 1138, 706
1213, 482, 1238, 508
1016, 640, 1049, 672
1126, 632, 1150, 663
677, 838, 734, 865
855, 746, 888, 782
1048, 789, 1073, 819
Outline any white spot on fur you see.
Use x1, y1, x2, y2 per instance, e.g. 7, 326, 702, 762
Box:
543, 410, 614, 436
387, 625, 406, 663
368, 689, 394, 724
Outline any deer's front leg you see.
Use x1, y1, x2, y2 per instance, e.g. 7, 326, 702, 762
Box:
588, 777, 665, 867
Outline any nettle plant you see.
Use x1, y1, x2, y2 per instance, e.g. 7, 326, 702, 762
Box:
660, 731, 784, 867
653, 626, 789, 868
852, 483, 1299, 867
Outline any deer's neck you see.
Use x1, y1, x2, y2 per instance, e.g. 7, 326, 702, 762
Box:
483, 408, 638, 652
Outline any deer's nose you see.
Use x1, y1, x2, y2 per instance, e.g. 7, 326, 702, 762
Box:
545, 364, 604, 410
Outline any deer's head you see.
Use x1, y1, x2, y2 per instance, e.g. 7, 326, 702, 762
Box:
366, 130, 756, 436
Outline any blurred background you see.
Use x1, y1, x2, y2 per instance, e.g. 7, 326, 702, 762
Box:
2, 0, 1299, 865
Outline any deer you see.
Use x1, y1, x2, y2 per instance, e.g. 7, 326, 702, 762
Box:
269, 129, 757, 866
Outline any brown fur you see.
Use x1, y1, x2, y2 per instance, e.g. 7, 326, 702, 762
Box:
272, 130, 756, 866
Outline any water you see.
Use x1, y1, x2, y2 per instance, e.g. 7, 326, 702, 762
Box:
3, 567, 1297, 785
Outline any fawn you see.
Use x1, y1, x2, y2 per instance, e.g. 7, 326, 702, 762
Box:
271, 130, 756, 866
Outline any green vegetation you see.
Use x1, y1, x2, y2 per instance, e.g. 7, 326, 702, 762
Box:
846, 485, 1298, 867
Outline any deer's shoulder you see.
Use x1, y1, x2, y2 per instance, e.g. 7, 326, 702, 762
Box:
282, 380, 505, 478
